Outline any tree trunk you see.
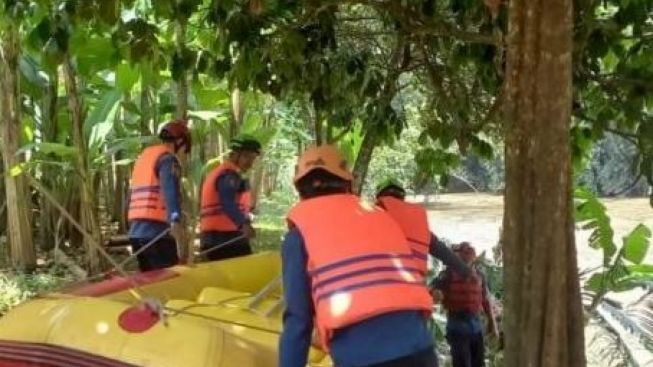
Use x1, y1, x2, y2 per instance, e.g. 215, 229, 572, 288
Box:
0, 23, 36, 270
39, 71, 59, 251
175, 18, 193, 263
352, 131, 377, 194
63, 57, 103, 274
502, 0, 585, 366
140, 85, 152, 136
313, 106, 323, 145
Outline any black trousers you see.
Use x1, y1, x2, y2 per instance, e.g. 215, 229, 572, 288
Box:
359, 348, 438, 367
130, 236, 179, 272
200, 231, 252, 261
447, 331, 485, 367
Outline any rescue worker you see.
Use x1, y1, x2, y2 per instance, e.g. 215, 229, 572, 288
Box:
280, 145, 437, 367
127, 120, 191, 271
199, 135, 261, 260
431, 242, 498, 367
375, 179, 469, 277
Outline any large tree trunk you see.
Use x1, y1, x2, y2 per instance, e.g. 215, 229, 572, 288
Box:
63, 57, 103, 274
0, 24, 36, 270
502, 0, 585, 366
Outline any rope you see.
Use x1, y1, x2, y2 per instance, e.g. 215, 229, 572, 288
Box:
116, 228, 171, 269
25, 173, 147, 303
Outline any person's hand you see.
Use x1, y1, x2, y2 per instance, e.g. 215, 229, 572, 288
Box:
241, 222, 257, 239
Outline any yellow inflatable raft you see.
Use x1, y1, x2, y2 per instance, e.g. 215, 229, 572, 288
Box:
0, 252, 332, 367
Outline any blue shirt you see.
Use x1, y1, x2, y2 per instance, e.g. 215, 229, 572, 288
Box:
128, 153, 181, 240
279, 229, 433, 367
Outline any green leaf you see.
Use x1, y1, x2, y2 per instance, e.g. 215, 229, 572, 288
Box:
191, 81, 230, 110
585, 272, 606, 293
69, 33, 118, 76
116, 63, 139, 92
188, 110, 224, 121
84, 89, 122, 138
89, 122, 114, 151
622, 224, 652, 264
17, 143, 78, 158
626, 264, 653, 273
9, 164, 25, 177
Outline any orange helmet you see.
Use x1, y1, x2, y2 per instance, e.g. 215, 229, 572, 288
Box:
159, 120, 191, 153
294, 145, 353, 184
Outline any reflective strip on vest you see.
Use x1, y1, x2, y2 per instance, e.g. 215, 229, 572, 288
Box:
200, 161, 247, 232
127, 145, 174, 223
443, 268, 483, 313
288, 194, 433, 349
377, 197, 432, 273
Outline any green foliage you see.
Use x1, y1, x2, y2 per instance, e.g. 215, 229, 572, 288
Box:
0, 270, 70, 316
575, 188, 653, 302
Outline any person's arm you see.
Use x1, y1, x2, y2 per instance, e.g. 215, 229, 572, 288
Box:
429, 234, 471, 277
157, 154, 181, 224
216, 172, 249, 227
279, 229, 314, 367
429, 269, 449, 302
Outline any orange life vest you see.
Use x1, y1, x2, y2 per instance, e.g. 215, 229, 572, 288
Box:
127, 144, 176, 223
200, 161, 249, 232
288, 194, 433, 348
377, 196, 431, 273
442, 267, 483, 314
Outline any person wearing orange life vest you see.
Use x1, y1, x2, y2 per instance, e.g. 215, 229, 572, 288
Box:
375, 179, 470, 278
431, 242, 498, 367
280, 145, 438, 367
199, 135, 261, 261
127, 120, 191, 271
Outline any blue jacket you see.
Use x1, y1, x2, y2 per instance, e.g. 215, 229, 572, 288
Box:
128, 153, 181, 240
279, 229, 440, 367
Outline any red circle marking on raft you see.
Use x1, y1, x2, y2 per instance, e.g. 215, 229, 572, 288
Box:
118, 305, 160, 333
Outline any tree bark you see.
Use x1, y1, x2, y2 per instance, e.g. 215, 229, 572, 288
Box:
502, 0, 585, 366
351, 131, 376, 195
313, 106, 323, 145
63, 57, 102, 274
37, 71, 59, 251
175, 18, 192, 263
140, 84, 152, 136
0, 23, 36, 270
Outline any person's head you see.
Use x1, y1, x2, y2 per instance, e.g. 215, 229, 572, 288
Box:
453, 241, 476, 265
228, 134, 262, 172
375, 178, 406, 200
294, 145, 353, 200
159, 120, 191, 159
